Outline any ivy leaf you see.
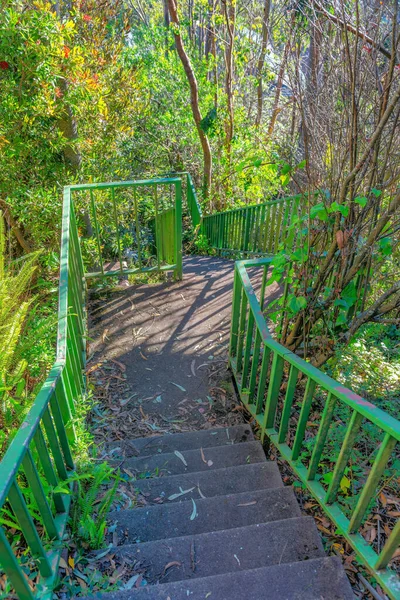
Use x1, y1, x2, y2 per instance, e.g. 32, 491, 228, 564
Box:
288, 295, 307, 314
330, 202, 349, 217
379, 237, 392, 256
310, 203, 328, 221
335, 311, 348, 326
334, 298, 349, 308
371, 188, 382, 197
354, 196, 367, 207
339, 475, 351, 495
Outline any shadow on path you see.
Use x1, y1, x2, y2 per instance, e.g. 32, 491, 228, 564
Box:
88, 255, 280, 433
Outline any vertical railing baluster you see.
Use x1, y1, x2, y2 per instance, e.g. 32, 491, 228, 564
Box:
134, 187, 142, 271
42, 407, 68, 481
111, 187, 123, 274
34, 426, 66, 514
260, 263, 268, 310
307, 392, 337, 479
263, 205, 271, 252
291, 378, 317, 461
349, 433, 396, 532
278, 365, 299, 443
241, 311, 255, 392
325, 410, 363, 503
50, 391, 74, 469
236, 289, 248, 373
22, 450, 59, 540
256, 345, 271, 418
248, 329, 262, 402
174, 180, 183, 280
229, 268, 242, 360
8, 483, 52, 577
0, 528, 35, 600
375, 520, 400, 570
262, 353, 285, 430
89, 189, 104, 276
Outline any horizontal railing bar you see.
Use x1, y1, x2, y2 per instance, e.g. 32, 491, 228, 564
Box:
69, 178, 181, 191
202, 194, 301, 219
85, 263, 177, 279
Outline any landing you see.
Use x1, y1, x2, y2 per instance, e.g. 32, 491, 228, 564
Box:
87, 255, 279, 443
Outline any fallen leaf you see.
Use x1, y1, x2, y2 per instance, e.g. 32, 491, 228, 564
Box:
190, 498, 198, 520
68, 556, 75, 569
174, 450, 188, 466
59, 557, 68, 570
170, 382, 186, 392
163, 561, 181, 575
168, 487, 195, 501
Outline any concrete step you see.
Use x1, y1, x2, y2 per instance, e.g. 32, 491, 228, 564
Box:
88, 556, 354, 599
106, 425, 254, 459
115, 441, 265, 477
107, 487, 300, 545
132, 462, 283, 506
98, 517, 324, 584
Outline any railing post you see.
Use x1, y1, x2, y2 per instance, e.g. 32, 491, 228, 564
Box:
174, 179, 183, 280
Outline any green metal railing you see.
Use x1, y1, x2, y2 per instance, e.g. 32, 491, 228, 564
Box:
229, 257, 400, 600
0, 187, 85, 600
0, 176, 183, 599
201, 195, 301, 255
73, 178, 182, 281
186, 172, 202, 228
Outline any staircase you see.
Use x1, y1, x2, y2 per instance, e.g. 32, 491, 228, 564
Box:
87, 424, 353, 599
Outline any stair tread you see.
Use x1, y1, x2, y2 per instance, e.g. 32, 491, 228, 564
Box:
114, 440, 265, 477
86, 556, 354, 599
105, 425, 254, 459
131, 462, 283, 506
96, 517, 324, 584
107, 487, 300, 545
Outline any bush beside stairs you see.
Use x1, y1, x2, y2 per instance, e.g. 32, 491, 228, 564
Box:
81, 425, 353, 599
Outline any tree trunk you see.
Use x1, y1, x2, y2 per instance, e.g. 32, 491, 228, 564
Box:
255, 0, 271, 127
167, 0, 213, 197
266, 30, 292, 139
222, 0, 235, 167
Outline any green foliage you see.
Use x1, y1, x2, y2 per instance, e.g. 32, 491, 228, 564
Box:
70, 462, 120, 550
0, 214, 39, 451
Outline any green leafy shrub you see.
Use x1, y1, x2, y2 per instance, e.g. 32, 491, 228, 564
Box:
70, 462, 120, 550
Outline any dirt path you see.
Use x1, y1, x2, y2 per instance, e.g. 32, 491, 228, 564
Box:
87, 255, 280, 442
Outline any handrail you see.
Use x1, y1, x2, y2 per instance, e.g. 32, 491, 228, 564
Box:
229, 257, 400, 600
201, 194, 300, 255
79, 178, 182, 281
0, 176, 184, 599
0, 186, 86, 600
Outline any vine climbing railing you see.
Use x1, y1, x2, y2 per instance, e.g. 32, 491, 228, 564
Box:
229, 257, 400, 600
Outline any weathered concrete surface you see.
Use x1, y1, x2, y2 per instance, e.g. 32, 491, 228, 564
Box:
89, 256, 280, 426
99, 517, 324, 584
112, 440, 266, 477
92, 557, 354, 599
105, 424, 254, 458
131, 462, 283, 505
107, 487, 301, 545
